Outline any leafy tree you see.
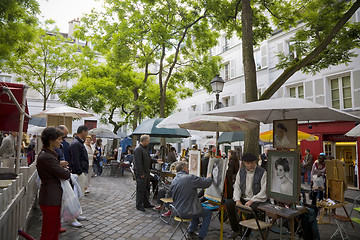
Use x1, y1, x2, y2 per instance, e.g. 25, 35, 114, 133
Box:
0, 0, 39, 66
60, 62, 179, 134
210, 0, 360, 155
77, 0, 222, 132
3, 21, 89, 110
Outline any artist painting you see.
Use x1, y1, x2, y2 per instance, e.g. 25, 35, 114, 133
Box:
205, 157, 228, 201
273, 119, 297, 149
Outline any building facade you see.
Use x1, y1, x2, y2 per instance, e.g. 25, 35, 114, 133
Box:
177, 10, 360, 188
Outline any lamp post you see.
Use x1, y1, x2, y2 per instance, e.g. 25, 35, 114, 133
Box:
210, 74, 225, 156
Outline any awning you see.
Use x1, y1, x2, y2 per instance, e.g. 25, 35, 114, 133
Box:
0, 82, 30, 132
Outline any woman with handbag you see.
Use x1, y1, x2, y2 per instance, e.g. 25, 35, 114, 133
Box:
310, 154, 326, 205
37, 127, 71, 240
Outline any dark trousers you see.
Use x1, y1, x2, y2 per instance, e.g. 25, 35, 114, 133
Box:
225, 198, 261, 232
136, 174, 151, 208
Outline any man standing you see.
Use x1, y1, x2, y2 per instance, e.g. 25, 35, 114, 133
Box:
260, 148, 268, 170
171, 162, 213, 240
133, 134, 157, 211
302, 149, 313, 184
0, 131, 17, 158
55, 125, 71, 163
226, 153, 267, 238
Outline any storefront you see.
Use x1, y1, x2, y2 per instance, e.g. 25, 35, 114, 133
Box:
298, 121, 359, 189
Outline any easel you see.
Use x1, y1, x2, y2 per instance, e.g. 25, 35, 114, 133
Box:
204, 193, 225, 240
317, 160, 354, 227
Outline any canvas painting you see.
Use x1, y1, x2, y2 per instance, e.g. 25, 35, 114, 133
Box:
205, 157, 228, 202
267, 150, 300, 204
273, 119, 298, 149
189, 150, 201, 176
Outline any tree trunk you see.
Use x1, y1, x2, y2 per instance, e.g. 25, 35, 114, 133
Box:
242, 0, 260, 156
132, 87, 139, 147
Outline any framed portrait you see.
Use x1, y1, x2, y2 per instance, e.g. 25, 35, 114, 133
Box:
204, 157, 228, 202
273, 119, 298, 149
188, 150, 201, 176
267, 150, 300, 204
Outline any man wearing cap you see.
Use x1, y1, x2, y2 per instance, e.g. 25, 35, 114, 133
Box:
226, 153, 267, 238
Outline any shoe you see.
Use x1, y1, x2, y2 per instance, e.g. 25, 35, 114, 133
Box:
227, 230, 241, 239
161, 210, 172, 217
77, 215, 87, 221
137, 207, 145, 211
68, 220, 82, 228
153, 205, 162, 210
84, 190, 90, 194
186, 231, 198, 239
144, 204, 155, 208
59, 228, 66, 233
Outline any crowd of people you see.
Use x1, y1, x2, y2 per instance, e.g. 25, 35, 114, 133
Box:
5, 126, 331, 240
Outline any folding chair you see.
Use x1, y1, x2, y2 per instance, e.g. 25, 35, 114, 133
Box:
160, 198, 173, 224
236, 204, 272, 240
169, 203, 192, 240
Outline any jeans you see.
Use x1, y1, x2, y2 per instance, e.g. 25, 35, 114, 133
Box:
186, 207, 212, 238
307, 170, 311, 184
93, 162, 102, 176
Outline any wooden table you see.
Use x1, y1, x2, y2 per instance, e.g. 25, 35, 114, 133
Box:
258, 204, 308, 240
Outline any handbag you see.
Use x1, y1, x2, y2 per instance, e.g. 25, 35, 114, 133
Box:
60, 179, 82, 221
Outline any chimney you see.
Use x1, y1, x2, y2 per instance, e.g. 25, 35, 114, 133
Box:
68, 18, 80, 39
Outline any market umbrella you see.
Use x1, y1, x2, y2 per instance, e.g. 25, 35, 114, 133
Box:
150, 137, 183, 144
345, 124, 360, 137
178, 115, 257, 132
259, 130, 319, 143
27, 125, 46, 134
88, 128, 125, 139
156, 110, 201, 128
206, 98, 360, 123
218, 131, 245, 144
131, 118, 190, 138
32, 106, 94, 118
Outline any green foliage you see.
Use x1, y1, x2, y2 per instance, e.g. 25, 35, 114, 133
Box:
0, 0, 39, 65
77, 0, 223, 118
3, 21, 89, 109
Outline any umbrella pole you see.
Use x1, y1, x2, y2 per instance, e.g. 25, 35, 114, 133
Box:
216, 130, 219, 156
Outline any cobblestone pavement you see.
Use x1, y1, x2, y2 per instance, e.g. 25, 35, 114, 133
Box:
26, 171, 360, 240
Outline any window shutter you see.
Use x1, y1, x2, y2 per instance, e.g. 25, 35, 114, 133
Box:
230, 60, 235, 78
315, 96, 325, 105
305, 81, 313, 98
353, 70, 360, 108
230, 95, 236, 106
261, 45, 267, 68
314, 79, 324, 95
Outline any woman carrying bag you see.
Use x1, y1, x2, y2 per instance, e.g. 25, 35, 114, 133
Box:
37, 127, 71, 240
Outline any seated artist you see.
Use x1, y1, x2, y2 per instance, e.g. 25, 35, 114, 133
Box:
171, 162, 213, 240
226, 153, 267, 238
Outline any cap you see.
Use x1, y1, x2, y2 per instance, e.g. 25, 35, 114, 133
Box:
242, 153, 257, 162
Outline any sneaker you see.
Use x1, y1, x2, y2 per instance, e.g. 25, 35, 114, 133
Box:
227, 230, 241, 239
84, 190, 90, 194
153, 205, 162, 210
186, 231, 198, 239
68, 220, 82, 228
77, 215, 87, 221
161, 210, 172, 217
59, 228, 66, 233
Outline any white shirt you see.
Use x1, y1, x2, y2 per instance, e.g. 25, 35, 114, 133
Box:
84, 144, 94, 165
233, 167, 267, 203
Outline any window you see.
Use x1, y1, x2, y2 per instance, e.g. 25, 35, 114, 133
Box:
223, 37, 229, 52
254, 50, 261, 70
206, 101, 213, 112
224, 63, 230, 81
222, 97, 230, 107
257, 89, 262, 99
287, 41, 298, 61
330, 76, 352, 109
191, 105, 197, 111
289, 85, 304, 98
254, 46, 267, 70
0, 75, 12, 82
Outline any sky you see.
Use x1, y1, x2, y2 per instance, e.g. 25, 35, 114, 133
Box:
38, 0, 104, 33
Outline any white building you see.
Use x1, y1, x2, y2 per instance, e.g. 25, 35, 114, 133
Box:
176, 10, 360, 188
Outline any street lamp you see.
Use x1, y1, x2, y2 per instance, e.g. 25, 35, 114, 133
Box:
210, 74, 225, 156
210, 74, 225, 110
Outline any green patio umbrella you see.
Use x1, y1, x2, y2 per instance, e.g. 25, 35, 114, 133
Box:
131, 118, 190, 138
217, 131, 245, 144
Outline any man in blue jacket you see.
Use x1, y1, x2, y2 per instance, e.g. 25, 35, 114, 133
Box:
171, 161, 213, 240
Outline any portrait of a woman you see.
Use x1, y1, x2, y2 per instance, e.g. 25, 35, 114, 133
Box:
273, 157, 293, 196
